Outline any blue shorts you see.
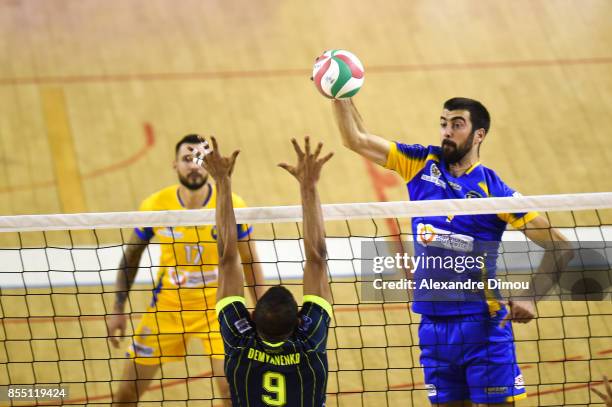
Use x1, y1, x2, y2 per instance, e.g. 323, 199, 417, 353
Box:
418, 309, 527, 404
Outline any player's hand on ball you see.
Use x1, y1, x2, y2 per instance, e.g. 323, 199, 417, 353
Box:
189, 136, 240, 180
500, 300, 536, 327
106, 313, 127, 348
278, 136, 333, 186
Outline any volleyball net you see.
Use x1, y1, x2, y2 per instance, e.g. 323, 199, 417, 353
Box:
0, 192, 611, 406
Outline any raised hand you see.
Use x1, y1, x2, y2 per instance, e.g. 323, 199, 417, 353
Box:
278, 136, 333, 187
189, 136, 240, 181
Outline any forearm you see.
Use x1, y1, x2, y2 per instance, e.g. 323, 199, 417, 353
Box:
301, 184, 327, 264
216, 177, 239, 263
332, 99, 363, 150
215, 177, 244, 298
114, 246, 145, 312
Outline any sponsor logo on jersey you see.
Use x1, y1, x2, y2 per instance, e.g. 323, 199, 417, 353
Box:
416, 223, 474, 252
299, 315, 313, 332
465, 190, 482, 199
168, 267, 218, 287
426, 383, 437, 396
234, 318, 252, 334
421, 163, 446, 189
486, 386, 508, 394
448, 181, 462, 191
131, 341, 154, 357
514, 374, 525, 390
157, 227, 184, 238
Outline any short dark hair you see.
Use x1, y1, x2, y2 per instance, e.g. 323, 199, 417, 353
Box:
443, 97, 491, 134
253, 286, 298, 341
175, 134, 201, 156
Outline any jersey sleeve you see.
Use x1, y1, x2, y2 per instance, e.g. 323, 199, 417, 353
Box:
216, 296, 254, 350
489, 178, 539, 228
232, 193, 253, 240
134, 196, 156, 241
298, 295, 332, 353
384, 142, 430, 182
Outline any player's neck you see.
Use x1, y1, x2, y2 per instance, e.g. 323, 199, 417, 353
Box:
177, 182, 212, 209
446, 151, 479, 177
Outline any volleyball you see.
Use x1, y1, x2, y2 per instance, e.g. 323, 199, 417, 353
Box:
312, 49, 364, 99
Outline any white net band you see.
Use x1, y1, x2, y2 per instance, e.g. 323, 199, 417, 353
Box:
1, 192, 611, 232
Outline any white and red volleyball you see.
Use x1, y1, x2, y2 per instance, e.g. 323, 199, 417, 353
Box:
312, 50, 364, 99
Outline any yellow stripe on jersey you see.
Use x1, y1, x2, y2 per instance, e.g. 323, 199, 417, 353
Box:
216, 296, 247, 316
303, 295, 333, 317
384, 143, 432, 182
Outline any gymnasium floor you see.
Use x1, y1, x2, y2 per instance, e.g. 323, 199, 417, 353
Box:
1, 0, 612, 405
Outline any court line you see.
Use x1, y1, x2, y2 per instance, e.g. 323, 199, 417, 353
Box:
2, 57, 611, 86
0, 122, 155, 194
40, 87, 87, 213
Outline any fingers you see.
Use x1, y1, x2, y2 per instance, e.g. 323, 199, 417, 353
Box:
304, 136, 311, 156
590, 385, 605, 400
210, 136, 219, 153
290, 138, 304, 157
277, 163, 295, 175
499, 312, 511, 328
314, 142, 323, 159
319, 151, 334, 165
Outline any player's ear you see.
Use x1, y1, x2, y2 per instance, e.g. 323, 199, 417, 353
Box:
475, 128, 486, 144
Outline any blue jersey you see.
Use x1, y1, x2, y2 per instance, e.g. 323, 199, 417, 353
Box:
385, 143, 538, 315
216, 295, 332, 407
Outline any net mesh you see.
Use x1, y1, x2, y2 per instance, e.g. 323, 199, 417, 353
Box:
0, 193, 611, 406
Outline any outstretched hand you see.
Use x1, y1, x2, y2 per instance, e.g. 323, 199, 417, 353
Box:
189, 136, 240, 181
278, 136, 333, 186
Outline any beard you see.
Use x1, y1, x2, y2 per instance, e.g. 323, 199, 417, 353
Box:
178, 172, 208, 191
441, 132, 475, 164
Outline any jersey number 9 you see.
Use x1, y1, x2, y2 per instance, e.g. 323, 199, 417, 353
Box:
262, 371, 286, 406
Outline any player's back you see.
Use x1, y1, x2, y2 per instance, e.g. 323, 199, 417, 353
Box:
217, 296, 332, 407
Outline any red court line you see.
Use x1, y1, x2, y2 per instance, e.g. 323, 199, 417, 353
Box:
0, 122, 155, 194
2, 57, 611, 86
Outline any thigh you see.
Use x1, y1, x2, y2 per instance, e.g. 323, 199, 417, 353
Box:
127, 309, 187, 364
419, 317, 470, 404
181, 309, 224, 358
465, 314, 526, 404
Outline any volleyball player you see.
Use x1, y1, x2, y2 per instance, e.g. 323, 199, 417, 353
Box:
106, 134, 264, 406
194, 135, 333, 407
332, 98, 572, 406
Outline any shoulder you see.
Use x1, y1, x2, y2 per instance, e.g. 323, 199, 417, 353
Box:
139, 185, 177, 211
479, 166, 515, 197
393, 143, 440, 160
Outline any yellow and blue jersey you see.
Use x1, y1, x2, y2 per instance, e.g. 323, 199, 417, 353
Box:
216, 295, 332, 407
134, 184, 252, 311
385, 143, 538, 315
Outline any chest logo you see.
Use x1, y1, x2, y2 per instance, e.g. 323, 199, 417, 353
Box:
420, 163, 446, 189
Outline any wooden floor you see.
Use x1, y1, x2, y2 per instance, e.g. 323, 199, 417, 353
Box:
1, 0, 612, 405
1, 285, 611, 406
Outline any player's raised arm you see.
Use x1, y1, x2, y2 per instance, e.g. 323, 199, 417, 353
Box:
279, 137, 333, 303
192, 137, 244, 301
332, 99, 391, 166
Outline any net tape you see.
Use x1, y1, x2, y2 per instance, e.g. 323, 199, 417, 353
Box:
1, 192, 611, 232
